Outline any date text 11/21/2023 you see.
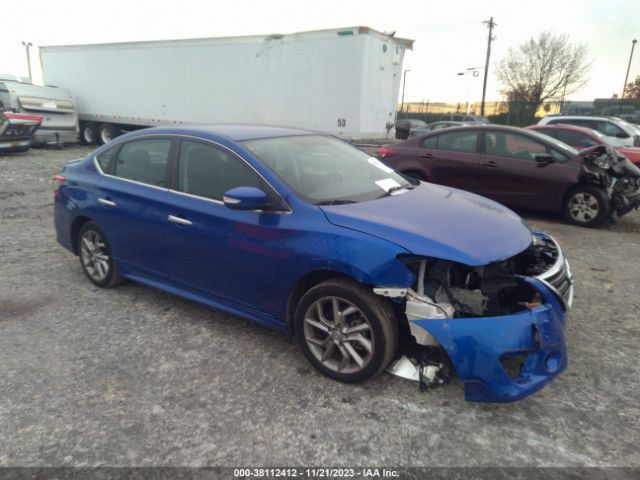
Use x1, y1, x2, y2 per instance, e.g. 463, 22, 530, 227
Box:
233, 468, 400, 478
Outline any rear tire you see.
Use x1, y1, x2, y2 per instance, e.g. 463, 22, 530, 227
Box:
97, 123, 120, 145
77, 222, 125, 288
79, 123, 97, 145
563, 185, 610, 228
294, 278, 398, 384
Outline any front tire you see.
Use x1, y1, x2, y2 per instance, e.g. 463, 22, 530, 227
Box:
294, 278, 398, 383
563, 185, 610, 228
77, 222, 124, 288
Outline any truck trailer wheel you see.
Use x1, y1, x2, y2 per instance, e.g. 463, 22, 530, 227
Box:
80, 123, 97, 145
97, 123, 120, 145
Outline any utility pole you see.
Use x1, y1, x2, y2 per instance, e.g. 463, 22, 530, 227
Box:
620, 39, 637, 105
400, 69, 410, 118
480, 17, 496, 117
21, 41, 33, 82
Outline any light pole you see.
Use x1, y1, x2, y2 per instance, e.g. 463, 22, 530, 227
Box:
481, 17, 496, 117
457, 68, 481, 114
558, 75, 571, 113
400, 69, 410, 118
21, 41, 33, 82
621, 39, 637, 100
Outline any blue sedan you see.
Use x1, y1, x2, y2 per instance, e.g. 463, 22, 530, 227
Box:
53, 125, 573, 402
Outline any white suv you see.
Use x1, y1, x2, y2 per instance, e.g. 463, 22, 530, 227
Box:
538, 115, 640, 147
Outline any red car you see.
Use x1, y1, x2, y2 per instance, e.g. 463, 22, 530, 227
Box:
376, 125, 640, 227
528, 124, 640, 166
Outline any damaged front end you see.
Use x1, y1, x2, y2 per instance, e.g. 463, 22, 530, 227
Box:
580, 145, 640, 219
378, 232, 573, 402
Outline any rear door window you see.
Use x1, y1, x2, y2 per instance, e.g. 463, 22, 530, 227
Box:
96, 145, 119, 172
112, 139, 171, 187
420, 136, 437, 148
434, 130, 479, 153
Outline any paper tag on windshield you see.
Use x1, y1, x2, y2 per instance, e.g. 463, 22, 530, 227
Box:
367, 157, 394, 173
375, 178, 401, 192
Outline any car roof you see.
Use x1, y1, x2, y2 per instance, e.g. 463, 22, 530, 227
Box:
128, 124, 314, 142
413, 124, 579, 155
543, 115, 621, 122
421, 124, 524, 133
529, 123, 600, 136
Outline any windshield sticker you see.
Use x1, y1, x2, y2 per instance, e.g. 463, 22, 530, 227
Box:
367, 157, 394, 173
375, 178, 402, 192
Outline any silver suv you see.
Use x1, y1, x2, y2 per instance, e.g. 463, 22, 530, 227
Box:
538, 115, 640, 147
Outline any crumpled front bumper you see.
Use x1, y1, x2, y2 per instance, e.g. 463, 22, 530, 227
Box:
410, 278, 567, 402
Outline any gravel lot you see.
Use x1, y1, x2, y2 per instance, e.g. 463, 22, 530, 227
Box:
1, 145, 639, 468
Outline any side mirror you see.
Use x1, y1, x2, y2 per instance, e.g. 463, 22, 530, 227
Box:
223, 186, 269, 210
616, 132, 630, 139
534, 153, 555, 166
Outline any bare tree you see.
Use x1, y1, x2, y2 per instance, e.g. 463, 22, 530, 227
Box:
497, 32, 590, 118
624, 75, 640, 99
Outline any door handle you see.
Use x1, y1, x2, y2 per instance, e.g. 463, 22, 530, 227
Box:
98, 198, 116, 207
485, 161, 498, 168
168, 215, 192, 226
420, 152, 433, 159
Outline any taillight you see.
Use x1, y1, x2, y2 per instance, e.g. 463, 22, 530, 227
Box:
376, 147, 396, 158
53, 174, 65, 194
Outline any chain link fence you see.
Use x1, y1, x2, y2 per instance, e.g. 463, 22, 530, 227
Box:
399, 99, 640, 126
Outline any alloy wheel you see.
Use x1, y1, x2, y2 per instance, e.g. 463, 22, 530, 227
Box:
80, 229, 110, 282
568, 192, 600, 223
303, 296, 374, 374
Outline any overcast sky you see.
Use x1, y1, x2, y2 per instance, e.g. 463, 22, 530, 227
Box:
0, 0, 638, 103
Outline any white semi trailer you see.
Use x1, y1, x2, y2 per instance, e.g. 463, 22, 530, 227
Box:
40, 26, 413, 144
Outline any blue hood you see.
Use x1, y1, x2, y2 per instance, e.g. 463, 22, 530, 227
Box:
320, 183, 533, 266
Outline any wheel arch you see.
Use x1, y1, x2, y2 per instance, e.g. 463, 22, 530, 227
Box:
286, 269, 357, 334
70, 215, 94, 255
562, 181, 608, 207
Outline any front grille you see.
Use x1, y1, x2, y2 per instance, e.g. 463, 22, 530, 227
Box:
535, 236, 574, 309
542, 260, 572, 300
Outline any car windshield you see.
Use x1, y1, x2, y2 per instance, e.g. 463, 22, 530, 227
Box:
242, 135, 413, 204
